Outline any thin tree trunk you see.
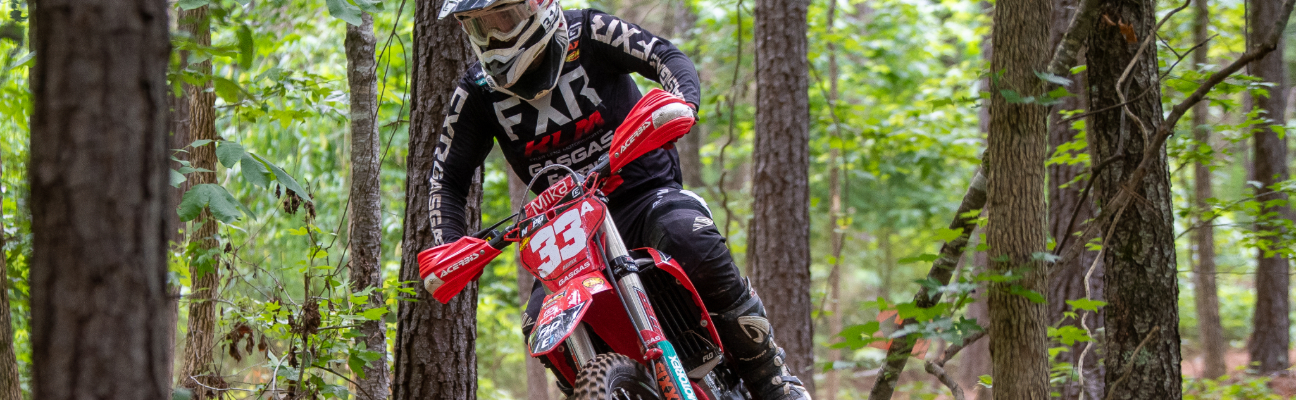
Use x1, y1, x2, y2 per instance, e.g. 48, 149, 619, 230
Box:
1246, 0, 1292, 374
166, 4, 192, 380
392, 0, 479, 397
985, 0, 1053, 397
1087, 0, 1182, 397
0, 143, 19, 400
662, 0, 703, 188
177, 6, 223, 398
345, 12, 390, 399
29, 0, 172, 397
823, 1, 844, 397
509, 172, 551, 400
1191, 0, 1227, 380
750, 0, 813, 388
1045, 1, 1103, 397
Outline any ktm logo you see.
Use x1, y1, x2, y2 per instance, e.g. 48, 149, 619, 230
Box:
655, 362, 682, 400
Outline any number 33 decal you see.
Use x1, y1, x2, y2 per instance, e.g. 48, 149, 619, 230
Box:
530, 203, 592, 278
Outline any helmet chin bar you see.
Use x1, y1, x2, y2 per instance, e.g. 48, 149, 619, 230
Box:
487, 24, 568, 100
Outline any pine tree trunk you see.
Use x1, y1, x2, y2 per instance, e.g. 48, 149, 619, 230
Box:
1191, 0, 1227, 380
28, 0, 172, 397
392, 0, 479, 397
0, 146, 19, 400
1246, 0, 1292, 374
985, 0, 1052, 398
1087, 0, 1182, 397
345, 12, 391, 399
176, 6, 223, 398
1045, 1, 1103, 397
509, 172, 551, 400
750, 0, 814, 388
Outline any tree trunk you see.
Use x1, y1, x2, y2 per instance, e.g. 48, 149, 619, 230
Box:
1087, 0, 1182, 397
1191, 0, 1227, 380
166, 3, 192, 373
749, 0, 813, 388
509, 172, 551, 400
177, 6, 223, 398
0, 146, 19, 400
1246, 0, 1292, 374
392, 0, 479, 397
661, 0, 703, 189
1045, 1, 1103, 397
28, 0, 172, 397
346, 12, 391, 399
985, 0, 1052, 398
823, 1, 844, 397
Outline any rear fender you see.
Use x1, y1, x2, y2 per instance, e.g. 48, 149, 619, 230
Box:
528, 273, 611, 357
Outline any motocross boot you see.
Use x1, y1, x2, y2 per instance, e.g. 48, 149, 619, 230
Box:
710, 281, 813, 400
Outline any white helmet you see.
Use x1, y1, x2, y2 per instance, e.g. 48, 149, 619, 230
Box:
440, 0, 569, 100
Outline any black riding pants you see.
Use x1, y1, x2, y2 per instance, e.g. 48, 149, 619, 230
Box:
522, 184, 745, 334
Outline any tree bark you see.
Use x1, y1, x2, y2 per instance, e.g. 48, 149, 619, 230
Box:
177, 6, 223, 398
1087, 0, 1182, 397
0, 142, 19, 400
166, 3, 192, 374
1045, 1, 1103, 398
1246, 0, 1292, 374
29, 0, 172, 397
749, 0, 814, 388
985, 0, 1053, 398
509, 171, 551, 400
392, 0, 479, 397
346, 12, 391, 399
1191, 0, 1227, 380
823, 1, 843, 397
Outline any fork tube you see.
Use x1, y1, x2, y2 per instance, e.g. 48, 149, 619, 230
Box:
566, 323, 597, 367
601, 213, 654, 333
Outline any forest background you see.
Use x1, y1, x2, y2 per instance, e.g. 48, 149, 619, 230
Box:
1, 0, 1295, 397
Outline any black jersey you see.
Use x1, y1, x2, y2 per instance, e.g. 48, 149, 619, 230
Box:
427, 9, 703, 245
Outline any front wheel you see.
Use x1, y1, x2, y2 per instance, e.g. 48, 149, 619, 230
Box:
571, 354, 662, 400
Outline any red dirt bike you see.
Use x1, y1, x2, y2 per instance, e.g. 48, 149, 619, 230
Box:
418, 89, 748, 400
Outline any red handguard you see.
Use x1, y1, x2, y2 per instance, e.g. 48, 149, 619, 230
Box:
606, 89, 696, 175
417, 237, 501, 303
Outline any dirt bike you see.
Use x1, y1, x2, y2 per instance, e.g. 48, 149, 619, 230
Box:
418, 89, 749, 400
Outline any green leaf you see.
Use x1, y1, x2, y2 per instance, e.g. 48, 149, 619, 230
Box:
177, 0, 210, 10
213, 77, 241, 103
1066, 298, 1108, 312
178, 184, 247, 223
216, 141, 245, 168
898, 254, 939, 264
978, 375, 993, 388
1008, 285, 1046, 303
1034, 70, 1073, 86
7, 51, 34, 71
172, 388, 194, 400
170, 169, 187, 188
353, 0, 384, 13
325, 0, 364, 25
236, 25, 255, 70
1000, 89, 1029, 104
240, 153, 272, 188
1070, 65, 1087, 74
257, 154, 312, 202
934, 227, 964, 242
189, 139, 213, 148
359, 307, 387, 320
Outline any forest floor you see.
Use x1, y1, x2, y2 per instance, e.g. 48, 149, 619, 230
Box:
849, 347, 1296, 399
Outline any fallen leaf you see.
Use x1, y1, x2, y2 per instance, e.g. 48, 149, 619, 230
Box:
1119, 22, 1137, 43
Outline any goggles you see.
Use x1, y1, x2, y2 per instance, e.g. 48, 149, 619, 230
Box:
458, 0, 542, 48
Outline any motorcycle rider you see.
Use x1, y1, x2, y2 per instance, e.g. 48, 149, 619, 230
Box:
428, 0, 811, 398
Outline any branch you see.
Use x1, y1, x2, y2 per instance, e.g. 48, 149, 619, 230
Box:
869, 169, 987, 400
1047, 0, 1103, 78
924, 362, 966, 400
1103, 326, 1161, 400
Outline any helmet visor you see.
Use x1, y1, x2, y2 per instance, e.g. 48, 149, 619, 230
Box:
459, 1, 541, 49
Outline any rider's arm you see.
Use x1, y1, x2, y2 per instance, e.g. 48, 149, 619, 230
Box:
428, 81, 495, 246
582, 10, 702, 107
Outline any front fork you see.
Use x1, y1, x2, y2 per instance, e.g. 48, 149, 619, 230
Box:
565, 211, 696, 399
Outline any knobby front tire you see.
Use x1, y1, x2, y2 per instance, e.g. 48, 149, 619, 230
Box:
571, 354, 662, 400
